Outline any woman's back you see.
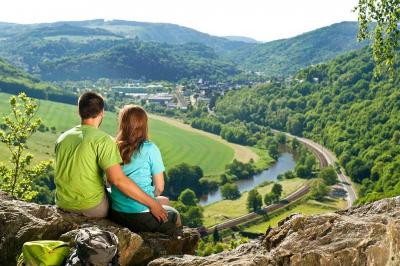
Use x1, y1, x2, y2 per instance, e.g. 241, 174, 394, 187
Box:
110, 141, 165, 213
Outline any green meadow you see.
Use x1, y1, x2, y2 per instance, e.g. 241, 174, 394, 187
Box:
0, 92, 234, 175
242, 198, 347, 233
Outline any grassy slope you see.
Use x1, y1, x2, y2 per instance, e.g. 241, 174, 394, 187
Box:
202, 178, 306, 227
243, 198, 347, 233
0, 93, 234, 175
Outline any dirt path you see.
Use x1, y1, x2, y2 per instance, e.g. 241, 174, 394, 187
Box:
149, 114, 259, 163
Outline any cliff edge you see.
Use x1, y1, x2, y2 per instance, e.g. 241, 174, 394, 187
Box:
150, 196, 400, 266
0, 192, 199, 266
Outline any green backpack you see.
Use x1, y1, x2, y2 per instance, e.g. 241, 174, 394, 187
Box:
17, 240, 70, 266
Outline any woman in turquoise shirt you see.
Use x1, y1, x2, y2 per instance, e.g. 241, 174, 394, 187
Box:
110, 105, 181, 235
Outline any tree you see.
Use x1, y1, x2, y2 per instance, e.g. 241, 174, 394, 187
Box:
219, 174, 229, 185
275, 133, 286, 144
291, 138, 300, 150
319, 167, 338, 185
247, 189, 262, 212
221, 183, 241, 200
305, 155, 316, 171
355, 0, 400, 77
264, 192, 276, 205
0, 93, 52, 201
178, 189, 198, 206
296, 165, 312, 178
184, 206, 204, 227
267, 143, 279, 160
286, 114, 304, 136
271, 183, 283, 198
173, 201, 203, 228
346, 158, 370, 183
212, 227, 220, 243
166, 163, 204, 198
310, 181, 330, 201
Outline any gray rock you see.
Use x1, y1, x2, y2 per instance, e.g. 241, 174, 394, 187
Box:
150, 196, 400, 266
0, 192, 199, 266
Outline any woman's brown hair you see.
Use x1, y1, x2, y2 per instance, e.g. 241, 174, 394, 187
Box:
116, 105, 149, 164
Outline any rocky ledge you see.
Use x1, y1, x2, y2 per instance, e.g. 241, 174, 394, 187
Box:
150, 197, 400, 266
0, 192, 199, 266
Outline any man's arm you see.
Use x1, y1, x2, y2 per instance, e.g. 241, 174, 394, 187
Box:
105, 164, 168, 222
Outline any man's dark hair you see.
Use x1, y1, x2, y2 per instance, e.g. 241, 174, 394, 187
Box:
78, 92, 104, 119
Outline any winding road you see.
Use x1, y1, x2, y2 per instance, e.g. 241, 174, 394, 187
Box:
275, 131, 357, 207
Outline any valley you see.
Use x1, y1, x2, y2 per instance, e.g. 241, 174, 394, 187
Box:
0, 8, 399, 263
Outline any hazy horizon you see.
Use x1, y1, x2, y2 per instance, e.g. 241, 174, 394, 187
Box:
0, 0, 358, 42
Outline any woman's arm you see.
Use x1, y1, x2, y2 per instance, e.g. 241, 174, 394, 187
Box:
153, 172, 164, 196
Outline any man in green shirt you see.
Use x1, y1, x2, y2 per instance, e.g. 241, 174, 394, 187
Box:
55, 92, 167, 221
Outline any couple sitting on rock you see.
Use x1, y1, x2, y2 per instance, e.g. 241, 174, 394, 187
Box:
54, 92, 181, 235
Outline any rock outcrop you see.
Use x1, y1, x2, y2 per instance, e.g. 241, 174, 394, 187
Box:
150, 196, 400, 266
0, 192, 199, 266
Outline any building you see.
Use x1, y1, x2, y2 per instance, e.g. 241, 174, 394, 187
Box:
146, 93, 174, 105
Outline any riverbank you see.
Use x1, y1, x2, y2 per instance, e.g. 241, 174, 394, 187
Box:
199, 152, 295, 206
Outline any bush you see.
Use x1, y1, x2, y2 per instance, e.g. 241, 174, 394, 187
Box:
221, 183, 241, 200
247, 189, 262, 212
319, 167, 338, 185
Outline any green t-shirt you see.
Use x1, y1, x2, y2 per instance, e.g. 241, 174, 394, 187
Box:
54, 125, 122, 210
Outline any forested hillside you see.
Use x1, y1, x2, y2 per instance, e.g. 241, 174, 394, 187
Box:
227, 22, 368, 76
37, 40, 239, 81
214, 47, 400, 203
0, 23, 240, 82
0, 57, 78, 103
0, 57, 58, 92
0, 20, 368, 81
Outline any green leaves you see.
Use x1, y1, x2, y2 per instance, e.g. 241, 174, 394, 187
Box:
0, 93, 52, 201
355, 0, 400, 78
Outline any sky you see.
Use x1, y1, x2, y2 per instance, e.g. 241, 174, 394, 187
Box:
0, 0, 359, 42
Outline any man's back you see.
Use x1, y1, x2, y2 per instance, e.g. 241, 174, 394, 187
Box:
55, 125, 121, 210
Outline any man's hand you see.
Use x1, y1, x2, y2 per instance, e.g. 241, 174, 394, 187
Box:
149, 200, 168, 222
106, 164, 167, 221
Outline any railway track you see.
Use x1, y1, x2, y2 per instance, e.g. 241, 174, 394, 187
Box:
204, 185, 310, 234
274, 130, 357, 207
200, 130, 357, 234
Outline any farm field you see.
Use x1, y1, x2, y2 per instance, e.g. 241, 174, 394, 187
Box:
0, 92, 234, 175
202, 178, 307, 227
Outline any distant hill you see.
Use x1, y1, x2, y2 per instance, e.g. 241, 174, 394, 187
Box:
226, 22, 369, 76
0, 20, 369, 80
38, 41, 239, 81
224, 36, 260, 43
0, 19, 250, 54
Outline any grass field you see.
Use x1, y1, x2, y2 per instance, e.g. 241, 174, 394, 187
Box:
0, 92, 234, 175
243, 198, 346, 233
251, 147, 275, 171
202, 178, 307, 227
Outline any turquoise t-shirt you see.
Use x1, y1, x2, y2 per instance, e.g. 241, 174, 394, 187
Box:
110, 141, 165, 213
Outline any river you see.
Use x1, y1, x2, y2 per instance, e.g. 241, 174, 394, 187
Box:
199, 152, 296, 206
